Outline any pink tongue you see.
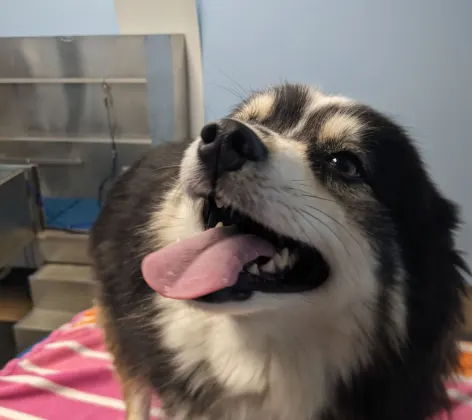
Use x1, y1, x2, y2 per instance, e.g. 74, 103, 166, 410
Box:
141, 227, 275, 300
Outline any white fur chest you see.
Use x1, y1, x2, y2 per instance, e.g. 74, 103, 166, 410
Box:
157, 299, 337, 420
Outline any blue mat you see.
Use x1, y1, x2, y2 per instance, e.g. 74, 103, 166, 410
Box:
43, 197, 100, 231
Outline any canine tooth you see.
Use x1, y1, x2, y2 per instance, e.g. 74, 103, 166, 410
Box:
260, 259, 276, 273
274, 248, 290, 270
215, 222, 224, 228
247, 264, 259, 275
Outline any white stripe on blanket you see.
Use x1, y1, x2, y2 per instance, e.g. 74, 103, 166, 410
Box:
45, 341, 112, 361
0, 406, 47, 420
0, 375, 164, 418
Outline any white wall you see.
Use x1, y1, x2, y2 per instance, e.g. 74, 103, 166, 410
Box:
199, 0, 472, 272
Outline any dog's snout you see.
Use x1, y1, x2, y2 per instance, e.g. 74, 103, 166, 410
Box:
198, 119, 268, 181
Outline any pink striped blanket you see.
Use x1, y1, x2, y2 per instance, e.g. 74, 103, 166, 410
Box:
0, 309, 471, 419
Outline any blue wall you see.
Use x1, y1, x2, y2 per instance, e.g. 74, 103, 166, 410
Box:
0, 0, 119, 37
199, 0, 472, 269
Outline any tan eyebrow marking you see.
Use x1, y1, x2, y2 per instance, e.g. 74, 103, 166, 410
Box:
318, 113, 363, 143
235, 92, 276, 121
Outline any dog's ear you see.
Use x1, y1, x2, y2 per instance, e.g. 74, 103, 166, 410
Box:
367, 128, 468, 280
423, 190, 470, 275
427, 192, 460, 242
392, 150, 466, 276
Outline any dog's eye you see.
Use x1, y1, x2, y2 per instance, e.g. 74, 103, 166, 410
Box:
327, 152, 364, 180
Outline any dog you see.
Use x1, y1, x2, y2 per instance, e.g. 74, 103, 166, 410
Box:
90, 83, 467, 420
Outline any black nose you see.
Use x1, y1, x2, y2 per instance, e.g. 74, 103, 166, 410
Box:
198, 119, 268, 183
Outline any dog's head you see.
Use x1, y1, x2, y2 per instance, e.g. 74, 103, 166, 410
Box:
148, 84, 464, 332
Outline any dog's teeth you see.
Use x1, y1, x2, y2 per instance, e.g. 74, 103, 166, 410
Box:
274, 248, 290, 270
260, 259, 276, 273
247, 264, 259, 275
215, 222, 224, 228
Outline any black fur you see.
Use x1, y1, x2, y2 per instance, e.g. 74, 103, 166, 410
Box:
90, 85, 467, 420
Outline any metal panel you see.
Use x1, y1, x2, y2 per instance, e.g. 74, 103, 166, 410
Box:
0, 36, 147, 79
145, 34, 189, 144
170, 35, 190, 143
0, 34, 189, 145
0, 83, 150, 140
0, 140, 151, 198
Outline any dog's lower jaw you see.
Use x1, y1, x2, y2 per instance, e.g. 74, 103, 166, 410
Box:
153, 295, 379, 420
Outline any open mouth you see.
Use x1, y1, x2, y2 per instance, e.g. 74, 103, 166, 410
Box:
196, 196, 330, 303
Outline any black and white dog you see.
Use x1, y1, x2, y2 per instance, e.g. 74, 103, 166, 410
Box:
90, 83, 467, 420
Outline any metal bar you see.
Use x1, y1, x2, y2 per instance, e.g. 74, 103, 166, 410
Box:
0, 136, 152, 144
0, 77, 147, 84
0, 157, 83, 166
